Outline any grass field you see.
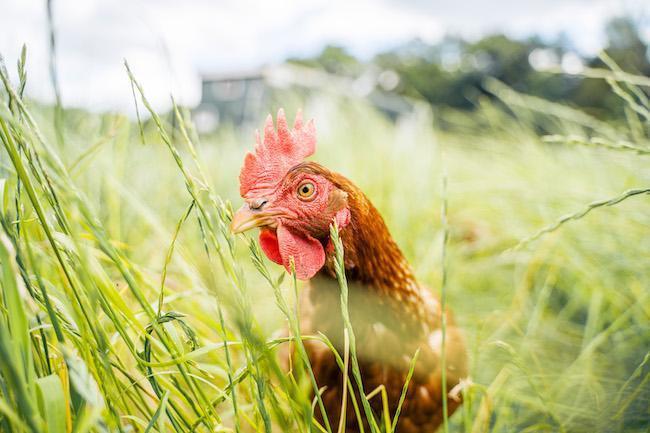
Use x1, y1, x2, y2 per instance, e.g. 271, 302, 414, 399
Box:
0, 54, 649, 433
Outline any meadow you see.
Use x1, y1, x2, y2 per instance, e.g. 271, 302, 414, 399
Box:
0, 54, 649, 433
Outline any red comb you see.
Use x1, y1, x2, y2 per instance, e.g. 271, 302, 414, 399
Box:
239, 109, 316, 197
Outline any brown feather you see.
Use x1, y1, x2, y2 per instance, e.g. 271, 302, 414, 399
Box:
286, 162, 468, 432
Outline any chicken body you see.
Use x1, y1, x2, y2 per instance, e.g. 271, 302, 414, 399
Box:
301, 278, 466, 432
231, 110, 467, 432
292, 164, 468, 432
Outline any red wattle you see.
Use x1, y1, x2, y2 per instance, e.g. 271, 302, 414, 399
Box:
259, 229, 283, 265
276, 224, 325, 280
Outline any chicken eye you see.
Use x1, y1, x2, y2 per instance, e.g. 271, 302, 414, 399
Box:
297, 181, 316, 200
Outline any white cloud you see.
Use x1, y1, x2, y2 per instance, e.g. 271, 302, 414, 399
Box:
0, 0, 647, 114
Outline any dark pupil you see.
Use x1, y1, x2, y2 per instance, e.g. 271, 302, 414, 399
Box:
302, 185, 310, 194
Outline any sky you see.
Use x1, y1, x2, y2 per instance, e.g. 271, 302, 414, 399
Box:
0, 0, 648, 113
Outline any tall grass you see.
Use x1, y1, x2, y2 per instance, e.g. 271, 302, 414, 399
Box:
0, 49, 648, 433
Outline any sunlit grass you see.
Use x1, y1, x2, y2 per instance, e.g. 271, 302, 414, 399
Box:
0, 50, 648, 433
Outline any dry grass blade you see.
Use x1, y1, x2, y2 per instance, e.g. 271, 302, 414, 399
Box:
508, 187, 650, 252
543, 135, 650, 155
330, 222, 381, 433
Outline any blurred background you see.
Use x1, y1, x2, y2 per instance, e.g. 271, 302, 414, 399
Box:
1, 0, 649, 126
1, 1, 649, 433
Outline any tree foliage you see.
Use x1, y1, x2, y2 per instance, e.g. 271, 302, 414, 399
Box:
291, 16, 650, 120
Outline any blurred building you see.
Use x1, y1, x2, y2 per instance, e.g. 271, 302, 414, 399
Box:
193, 64, 414, 132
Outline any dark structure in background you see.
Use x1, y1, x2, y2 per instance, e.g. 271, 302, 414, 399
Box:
194, 64, 416, 132
194, 70, 267, 131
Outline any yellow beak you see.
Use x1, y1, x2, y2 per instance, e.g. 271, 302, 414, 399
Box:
230, 205, 282, 234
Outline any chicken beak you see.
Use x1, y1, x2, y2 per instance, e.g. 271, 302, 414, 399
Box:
230, 204, 281, 234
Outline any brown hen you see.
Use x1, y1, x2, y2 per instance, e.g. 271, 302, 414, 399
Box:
231, 110, 468, 432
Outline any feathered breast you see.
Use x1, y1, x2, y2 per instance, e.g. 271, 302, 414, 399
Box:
291, 162, 468, 432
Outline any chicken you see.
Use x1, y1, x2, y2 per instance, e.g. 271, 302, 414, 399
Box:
230, 109, 468, 432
